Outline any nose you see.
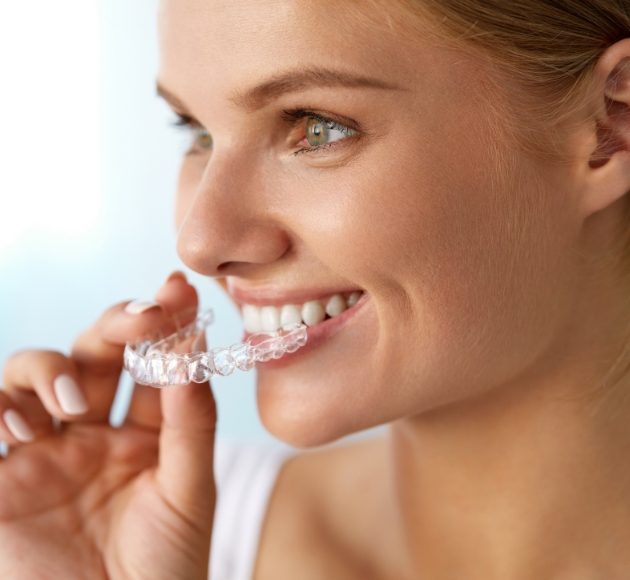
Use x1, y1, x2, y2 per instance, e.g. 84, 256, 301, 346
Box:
175, 153, 291, 278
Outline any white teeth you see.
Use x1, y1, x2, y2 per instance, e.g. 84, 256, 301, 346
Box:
280, 304, 302, 329
325, 294, 346, 317
347, 291, 362, 307
301, 300, 326, 327
260, 306, 281, 332
242, 304, 262, 333
240, 290, 364, 332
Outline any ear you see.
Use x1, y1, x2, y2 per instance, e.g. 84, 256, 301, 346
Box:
580, 38, 630, 217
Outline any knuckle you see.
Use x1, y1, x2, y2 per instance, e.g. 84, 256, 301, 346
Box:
3, 349, 53, 381
3, 349, 74, 393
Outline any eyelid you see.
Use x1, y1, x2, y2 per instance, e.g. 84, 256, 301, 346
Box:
171, 111, 202, 127
171, 108, 359, 132
280, 107, 359, 130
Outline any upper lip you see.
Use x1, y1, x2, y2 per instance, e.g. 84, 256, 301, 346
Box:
227, 283, 364, 307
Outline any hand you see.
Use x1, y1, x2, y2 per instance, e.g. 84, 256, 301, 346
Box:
0, 272, 217, 580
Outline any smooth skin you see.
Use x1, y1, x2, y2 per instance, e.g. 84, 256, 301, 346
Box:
3, 0, 630, 578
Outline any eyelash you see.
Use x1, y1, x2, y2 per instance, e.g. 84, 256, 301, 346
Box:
169, 109, 358, 156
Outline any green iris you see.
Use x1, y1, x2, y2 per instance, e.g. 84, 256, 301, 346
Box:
305, 117, 337, 148
195, 128, 213, 150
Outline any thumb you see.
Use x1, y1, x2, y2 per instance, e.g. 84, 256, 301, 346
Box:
155, 380, 218, 529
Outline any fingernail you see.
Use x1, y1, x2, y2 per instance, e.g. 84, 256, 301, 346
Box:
53, 374, 89, 415
3, 409, 35, 442
124, 299, 161, 315
166, 270, 187, 283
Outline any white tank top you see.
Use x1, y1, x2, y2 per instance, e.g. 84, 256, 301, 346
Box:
209, 439, 296, 580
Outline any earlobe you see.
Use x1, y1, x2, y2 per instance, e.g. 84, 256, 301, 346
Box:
582, 39, 630, 217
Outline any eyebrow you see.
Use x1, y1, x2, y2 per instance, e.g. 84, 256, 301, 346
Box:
156, 66, 406, 113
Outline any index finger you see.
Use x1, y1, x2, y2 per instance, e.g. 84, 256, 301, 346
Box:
68, 274, 199, 422
71, 274, 199, 371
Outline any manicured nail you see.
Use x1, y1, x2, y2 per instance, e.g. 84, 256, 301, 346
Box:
3, 409, 35, 442
53, 374, 89, 415
166, 270, 187, 283
124, 299, 161, 315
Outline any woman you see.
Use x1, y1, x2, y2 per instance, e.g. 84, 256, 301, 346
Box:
2, 0, 630, 577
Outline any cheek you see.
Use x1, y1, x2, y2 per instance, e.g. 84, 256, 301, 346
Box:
379, 146, 576, 408
323, 120, 577, 409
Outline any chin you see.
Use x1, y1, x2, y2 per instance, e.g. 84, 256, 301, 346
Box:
254, 376, 363, 448
254, 370, 393, 448
257, 399, 350, 449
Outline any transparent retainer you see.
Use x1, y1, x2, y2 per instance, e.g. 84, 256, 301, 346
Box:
123, 307, 308, 388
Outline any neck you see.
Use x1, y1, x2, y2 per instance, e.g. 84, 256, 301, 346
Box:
386, 333, 630, 579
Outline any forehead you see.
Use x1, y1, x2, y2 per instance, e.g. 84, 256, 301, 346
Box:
157, 0, 437, 107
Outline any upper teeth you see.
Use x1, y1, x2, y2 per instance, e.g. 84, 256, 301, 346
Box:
241, 291, 363, 333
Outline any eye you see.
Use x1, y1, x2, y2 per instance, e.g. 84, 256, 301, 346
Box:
169, 109, 360, 157
170, 113, 213, 154
282, 109, 359, 155
303, 116, 356, 151
193, 128, 213, 150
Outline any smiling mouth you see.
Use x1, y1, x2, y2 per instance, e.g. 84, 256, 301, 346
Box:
239, 290, 365, 334
241, 290, 370, 367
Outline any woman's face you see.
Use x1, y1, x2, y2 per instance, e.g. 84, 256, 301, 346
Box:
158, 0, 582, 446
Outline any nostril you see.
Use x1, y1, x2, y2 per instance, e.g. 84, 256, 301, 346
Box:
217, 262, 236, 274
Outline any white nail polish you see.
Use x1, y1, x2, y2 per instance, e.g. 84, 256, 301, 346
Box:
53, 374, 89, 415
125, 299, 160, 315
3, 409, 35, 442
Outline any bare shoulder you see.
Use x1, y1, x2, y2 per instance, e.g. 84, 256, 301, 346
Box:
253, 435, 389, 580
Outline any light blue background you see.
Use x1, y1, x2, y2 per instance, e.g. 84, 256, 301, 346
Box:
0, 1, 384, 448
0, 0, 274, 442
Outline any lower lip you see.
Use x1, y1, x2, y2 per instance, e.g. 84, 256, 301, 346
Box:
241, 292, 370, 368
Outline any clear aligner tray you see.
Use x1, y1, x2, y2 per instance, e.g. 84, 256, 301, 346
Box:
123, 307, 307, 387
